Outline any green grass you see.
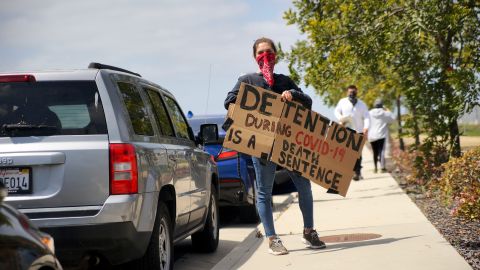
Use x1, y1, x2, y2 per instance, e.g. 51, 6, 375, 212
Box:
388, 123, 480, 137
459, 124, 480, 136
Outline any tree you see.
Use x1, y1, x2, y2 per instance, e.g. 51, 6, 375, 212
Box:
284, 0, 480, 158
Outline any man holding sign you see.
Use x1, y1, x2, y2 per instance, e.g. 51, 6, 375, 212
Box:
224, 37, 326, 255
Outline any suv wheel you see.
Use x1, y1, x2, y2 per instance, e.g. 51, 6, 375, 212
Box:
131, 201, 173, 270
191, 185, 219, 252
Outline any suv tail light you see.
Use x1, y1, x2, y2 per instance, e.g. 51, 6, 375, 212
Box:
0, 75, 36, 83
217, 149, 238, 161
109, 143, 138, 195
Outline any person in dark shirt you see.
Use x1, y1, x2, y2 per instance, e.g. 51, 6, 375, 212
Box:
224, 37, 325, 255
0, 102, 13, 122
224, 68, 312, 109
0, 102, 15, 130
5, 98, 62, 136
0, 101, 18, 136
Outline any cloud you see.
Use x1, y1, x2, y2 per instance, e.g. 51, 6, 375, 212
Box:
0, 0, 249, 69
0, 0, 333, 117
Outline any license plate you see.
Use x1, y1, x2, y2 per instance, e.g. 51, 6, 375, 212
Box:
0, 167, 32, 194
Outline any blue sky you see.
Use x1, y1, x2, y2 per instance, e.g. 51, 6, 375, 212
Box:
0, 0, 334, 119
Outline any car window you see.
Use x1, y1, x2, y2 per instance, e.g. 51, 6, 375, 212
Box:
49, 104, 91, 128
188, 117, 226, 144
163, 96, 190, 140
116, 82, 154, 136
0, 81, 107, 137
188, 117, 225, 134
144, 88, 175, 137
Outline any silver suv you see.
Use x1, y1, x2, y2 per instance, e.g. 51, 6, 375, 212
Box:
0, 63, 219, 269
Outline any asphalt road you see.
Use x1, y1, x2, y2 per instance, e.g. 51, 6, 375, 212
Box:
173, 207, 258, 270
65, 189, 294, 270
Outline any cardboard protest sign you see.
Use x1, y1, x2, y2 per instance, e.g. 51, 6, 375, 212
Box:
223, 83, 285, 160
270, 104, 348, 194
223, 82, 366, 196
319, 122, 365, 193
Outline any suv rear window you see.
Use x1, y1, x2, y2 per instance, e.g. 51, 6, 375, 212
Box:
0, 81, 107, 137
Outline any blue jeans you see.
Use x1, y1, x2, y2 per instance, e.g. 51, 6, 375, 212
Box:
252, 157, 314, 237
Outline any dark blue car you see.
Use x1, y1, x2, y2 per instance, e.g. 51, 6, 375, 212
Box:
188, 114, 296, 222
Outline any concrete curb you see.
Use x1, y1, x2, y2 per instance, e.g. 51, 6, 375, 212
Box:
211, 193, 296, 270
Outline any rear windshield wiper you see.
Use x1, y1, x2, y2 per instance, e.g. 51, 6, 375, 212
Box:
1, 123, 58, 136
3, 123, 58, 130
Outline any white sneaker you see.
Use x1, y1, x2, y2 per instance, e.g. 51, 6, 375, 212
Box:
268, 237, 289, 255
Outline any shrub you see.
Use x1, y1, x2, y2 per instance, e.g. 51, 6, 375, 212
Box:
391, 141, 414, 173
435, 147, 480, 221
411, 142, 448, 186
391, 140, 446, 187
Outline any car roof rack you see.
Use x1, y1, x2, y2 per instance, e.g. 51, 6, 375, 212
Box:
88, 62, 141, 77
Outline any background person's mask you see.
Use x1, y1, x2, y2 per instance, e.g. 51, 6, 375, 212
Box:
348, 92, 357, 106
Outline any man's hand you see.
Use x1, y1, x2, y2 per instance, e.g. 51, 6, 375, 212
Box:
363, 128, 368, 136
281, 90, 293, 101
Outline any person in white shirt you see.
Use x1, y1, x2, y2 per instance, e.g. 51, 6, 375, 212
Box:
334, 85, 370, 180
368, 99, 395, 173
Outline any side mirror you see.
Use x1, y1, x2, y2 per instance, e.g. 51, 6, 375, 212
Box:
199, 124, 219, 145
0, 182, 7, 202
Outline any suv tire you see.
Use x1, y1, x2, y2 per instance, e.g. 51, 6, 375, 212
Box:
191, 185, 219, 252
131, 201, 173, 270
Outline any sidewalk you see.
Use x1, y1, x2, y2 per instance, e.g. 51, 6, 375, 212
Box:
213, 148, 472, 270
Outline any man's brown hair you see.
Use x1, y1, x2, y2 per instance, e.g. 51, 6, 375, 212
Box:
346, 85, 358, 91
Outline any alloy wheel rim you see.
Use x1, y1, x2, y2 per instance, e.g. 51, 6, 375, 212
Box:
211, 196, 218, 239
159, 219, 170, 270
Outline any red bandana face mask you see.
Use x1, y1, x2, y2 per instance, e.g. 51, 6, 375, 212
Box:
256, 51, 276, 87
